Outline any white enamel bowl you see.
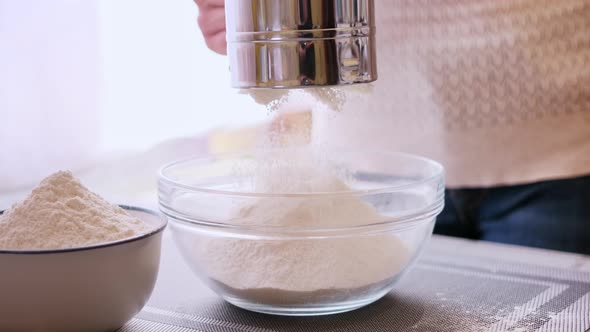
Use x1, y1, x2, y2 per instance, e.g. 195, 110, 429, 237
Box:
0, 206, 167, 332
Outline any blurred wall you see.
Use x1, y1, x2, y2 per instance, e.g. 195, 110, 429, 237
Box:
0, 1, 101, 189
0, 0, 267, 191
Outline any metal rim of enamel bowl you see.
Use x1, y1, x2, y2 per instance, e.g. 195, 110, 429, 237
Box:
0, 205, 167, 255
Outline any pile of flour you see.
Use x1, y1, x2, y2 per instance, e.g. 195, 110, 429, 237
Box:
189, 150, 411, 301
0, 171, 148, 250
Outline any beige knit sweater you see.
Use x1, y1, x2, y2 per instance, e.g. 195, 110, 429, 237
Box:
313, 0, 590, 188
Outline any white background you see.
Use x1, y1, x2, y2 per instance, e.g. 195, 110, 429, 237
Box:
0, 0, 267, 191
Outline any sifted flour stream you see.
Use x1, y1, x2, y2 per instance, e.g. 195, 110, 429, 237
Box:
177, 84, 410, 304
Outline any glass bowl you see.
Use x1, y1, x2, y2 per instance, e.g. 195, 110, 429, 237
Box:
158, 149, 444, 316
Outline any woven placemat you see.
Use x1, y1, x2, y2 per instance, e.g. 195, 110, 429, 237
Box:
119, 235, 590, 332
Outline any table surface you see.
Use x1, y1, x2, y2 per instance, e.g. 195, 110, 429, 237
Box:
2, 136, 587, 332
118, 234, 590, 332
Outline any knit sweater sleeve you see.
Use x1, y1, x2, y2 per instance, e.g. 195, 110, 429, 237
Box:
313, 0, 590, 187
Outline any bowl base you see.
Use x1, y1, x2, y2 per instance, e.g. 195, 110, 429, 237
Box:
223, 289, 390, 316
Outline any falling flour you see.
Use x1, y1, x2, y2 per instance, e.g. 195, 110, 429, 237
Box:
176, 83, 409, 303
0, 171, 148, 250
243, 84, 373, 113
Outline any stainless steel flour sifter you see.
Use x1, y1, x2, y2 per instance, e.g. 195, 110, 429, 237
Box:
225, 0, 377, 89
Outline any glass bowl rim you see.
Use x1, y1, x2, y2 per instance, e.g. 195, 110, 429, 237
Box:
158, 149, 445, 198
163, 202, 442, 237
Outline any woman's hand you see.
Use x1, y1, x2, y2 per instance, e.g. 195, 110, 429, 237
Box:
194, 0, 226, 54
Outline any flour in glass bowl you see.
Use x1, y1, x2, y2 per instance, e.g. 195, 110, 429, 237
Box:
0, 171, 148, 250
191, 159, 412, 303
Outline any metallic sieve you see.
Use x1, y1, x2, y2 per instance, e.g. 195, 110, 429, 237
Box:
225, 0, 377, 89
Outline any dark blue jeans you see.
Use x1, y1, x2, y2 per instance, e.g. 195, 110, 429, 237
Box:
434, 175, 590, 254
